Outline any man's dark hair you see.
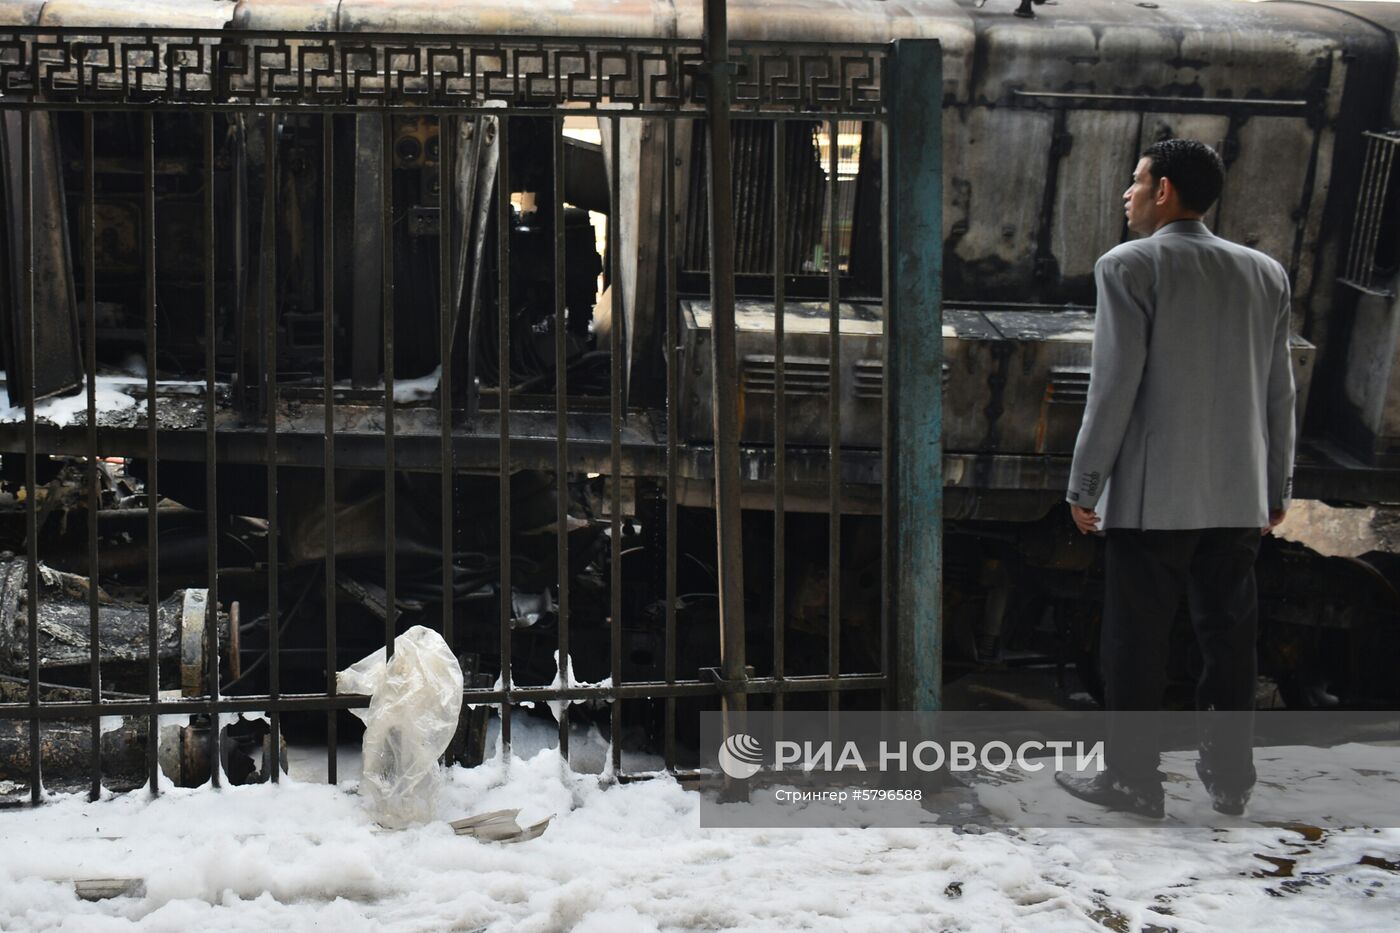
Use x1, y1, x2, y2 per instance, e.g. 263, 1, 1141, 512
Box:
1142, 138, 1225, 214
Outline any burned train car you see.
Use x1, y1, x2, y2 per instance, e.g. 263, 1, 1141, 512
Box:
2, 0, 1400, 791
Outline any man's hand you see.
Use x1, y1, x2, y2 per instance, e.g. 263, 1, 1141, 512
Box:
1071, 504, 1101, 535
1261, 507, 1288, 537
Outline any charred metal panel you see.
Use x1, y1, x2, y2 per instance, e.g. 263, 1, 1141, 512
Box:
941, 309, 999, 455
679, 301, 1096, 457
943, 108, 1054, 300
946, 310, 1090, 456
679, 299, 884, 448
1049, 111, 1139, 288
966, 0, 1345, 105
0, 112, 83, 406
1341, 287, 1400, 464
940, 0, 1391, 337
681, 301, 1314, 466
979, 311, 1093, 455
1215, 117, 1316, 289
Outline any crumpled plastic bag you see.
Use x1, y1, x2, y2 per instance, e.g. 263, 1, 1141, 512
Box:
337, 625, 464, 827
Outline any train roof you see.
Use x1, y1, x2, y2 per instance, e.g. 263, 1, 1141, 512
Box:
0, 0, 234, 28
0, 0, 1392, 45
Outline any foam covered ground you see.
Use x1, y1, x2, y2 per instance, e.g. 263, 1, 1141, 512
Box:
1, 716, 1397, 932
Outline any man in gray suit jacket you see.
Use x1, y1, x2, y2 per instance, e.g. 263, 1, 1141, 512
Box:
1055, 139, 1296, 819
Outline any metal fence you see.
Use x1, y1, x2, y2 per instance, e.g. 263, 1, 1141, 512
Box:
0, 25, 942, 803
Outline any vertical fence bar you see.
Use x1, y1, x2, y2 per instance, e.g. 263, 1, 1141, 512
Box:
663, 118, 678, 770
826, 118, 842, 711
85, 111, 101, 800
608, 115, 623, 775
703, 0, 748, 793
233, 110, 249, 414
21, 110, 39, 804
440, 119, 455, 652
144, 112, 161, 793
886, 40, 944, 711
772, 119, 787, 714
323, 113, 338, 783
204, 113, 221, 788
553, 116, 570, 761
878, 113, 893, 712
263, 112, 281, 780
382, 113, 397, 666
497, 117, 512, 756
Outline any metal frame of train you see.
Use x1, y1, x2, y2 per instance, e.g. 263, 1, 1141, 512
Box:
2, 0, 1400, 794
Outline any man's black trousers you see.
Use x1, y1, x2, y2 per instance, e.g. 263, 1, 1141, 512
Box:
1101, 526, 1261, 791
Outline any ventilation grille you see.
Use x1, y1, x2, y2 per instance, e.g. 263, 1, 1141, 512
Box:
1047, 367, 1091, 405
853, 359, 882, 400
739, 355, 889, 399
1341, 129, 1400, 297
741, 355, 829, 396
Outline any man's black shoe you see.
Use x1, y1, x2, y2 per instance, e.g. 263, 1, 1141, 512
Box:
1195, 759, 1250, 816
1054, 770, 1165, 819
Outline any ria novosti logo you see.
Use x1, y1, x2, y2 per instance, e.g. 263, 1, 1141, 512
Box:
718, 733, 764, 779
716, 733, 1105, 777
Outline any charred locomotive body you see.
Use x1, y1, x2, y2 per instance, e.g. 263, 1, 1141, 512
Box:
2, 0, 1400, 798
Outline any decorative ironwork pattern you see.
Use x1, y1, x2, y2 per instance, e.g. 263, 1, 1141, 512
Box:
0, 29, 885, 114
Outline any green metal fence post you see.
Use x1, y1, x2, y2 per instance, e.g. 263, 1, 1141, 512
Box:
885, 39, 944, 711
